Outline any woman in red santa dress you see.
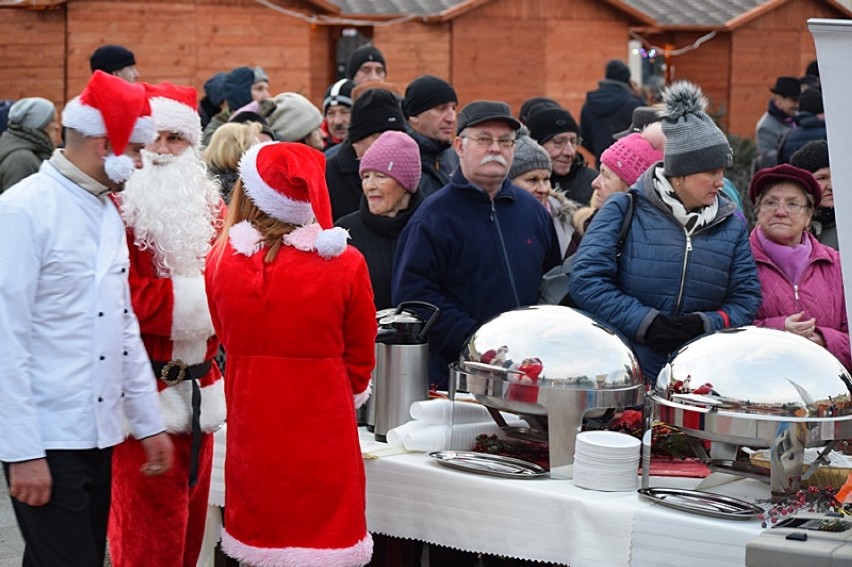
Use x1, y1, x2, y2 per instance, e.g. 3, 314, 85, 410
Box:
205, 141, 376, 566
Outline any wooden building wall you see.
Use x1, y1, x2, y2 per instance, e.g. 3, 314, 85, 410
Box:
449, 0, 637, 117
0, 0, 328, 110
372, 21, 452, 91
0, 8, 67, 111
727, 0, 846, 139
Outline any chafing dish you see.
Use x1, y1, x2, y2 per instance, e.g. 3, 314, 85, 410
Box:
449, 305, 645, 479
651, 326, 852, 498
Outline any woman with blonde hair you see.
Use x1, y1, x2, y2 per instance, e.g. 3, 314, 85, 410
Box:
202, 121, 262, 203
205, 142, 376, 566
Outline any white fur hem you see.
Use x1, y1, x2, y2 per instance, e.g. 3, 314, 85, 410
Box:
150, 96, 201, 148
171, 275, 215, 342
221, 529, 372, 567
159, 379, 226, 433
354, 380, 372, 409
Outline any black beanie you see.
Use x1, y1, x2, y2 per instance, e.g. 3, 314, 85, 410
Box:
519, 97, 559, 124
224, 66, 255, 112
347, 88, 405, 142
526, 106, 579, 144
323, 79, 355, 114
402, 75, 458, 118
798, 88, 824, 115
346, 45, 386, 79
605, 59, 631, 84
90, 44, 136, 73
790, 140, 829, 173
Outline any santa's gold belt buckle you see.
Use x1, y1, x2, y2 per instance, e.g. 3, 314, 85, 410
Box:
160, 359, 188, 386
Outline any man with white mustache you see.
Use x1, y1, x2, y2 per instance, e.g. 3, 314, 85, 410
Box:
108, 82, 227, 567
393, 99, 561, 394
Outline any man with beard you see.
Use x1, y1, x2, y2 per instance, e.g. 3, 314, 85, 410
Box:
107, 82, 227, 567
0, 71, 172, 567
391, 100, 560, 566
402, 75, 460, 198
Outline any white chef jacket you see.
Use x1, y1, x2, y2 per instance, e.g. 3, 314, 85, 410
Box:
0, 159, 164, 462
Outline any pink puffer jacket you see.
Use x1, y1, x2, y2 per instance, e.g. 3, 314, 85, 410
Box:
750, 229, 850, 369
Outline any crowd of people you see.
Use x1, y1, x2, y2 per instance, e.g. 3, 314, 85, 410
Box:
0, 39, 847, 567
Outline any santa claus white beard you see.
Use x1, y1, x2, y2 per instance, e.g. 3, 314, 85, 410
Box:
120, 148, 222, 277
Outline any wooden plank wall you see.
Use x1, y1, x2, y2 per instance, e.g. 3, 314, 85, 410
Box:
372, 21, 452, 93
0, 8, 66, 109
727, 0, 846, 139
449, 0, 636, 117
0, 0, 327, 110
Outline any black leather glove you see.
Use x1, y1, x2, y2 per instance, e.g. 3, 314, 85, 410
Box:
672, 314, 705, 340
645, 314, 692, 353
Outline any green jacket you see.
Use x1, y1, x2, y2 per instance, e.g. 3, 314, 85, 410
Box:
0, 125, 53, 194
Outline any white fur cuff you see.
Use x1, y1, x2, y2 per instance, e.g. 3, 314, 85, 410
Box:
171, 275, 215, 341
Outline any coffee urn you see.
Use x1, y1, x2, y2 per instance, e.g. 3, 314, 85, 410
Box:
373, 301, 440, 442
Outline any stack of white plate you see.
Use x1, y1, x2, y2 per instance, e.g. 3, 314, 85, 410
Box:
573, 430, 641, 492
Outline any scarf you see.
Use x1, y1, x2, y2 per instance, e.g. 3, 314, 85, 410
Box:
767, 99, 797, 127
756, 225, 812, 285
48, 149, 111, 198
653, 167, 718, 234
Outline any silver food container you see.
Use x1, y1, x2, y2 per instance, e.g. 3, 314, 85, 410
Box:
450, 305, 645, 479
651, 326, 852, 498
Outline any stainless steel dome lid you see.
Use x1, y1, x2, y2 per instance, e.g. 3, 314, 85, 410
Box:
457, 305, 643, 389
653, 326, 852, 420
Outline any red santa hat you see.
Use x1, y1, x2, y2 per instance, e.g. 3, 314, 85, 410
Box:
143, 81, 202, 149
237, 141, 348, 258
61, 70, 156, 183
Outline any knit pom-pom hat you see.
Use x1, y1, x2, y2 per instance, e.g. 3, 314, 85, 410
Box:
661, 81, 732, 177
599, 129, 663, 186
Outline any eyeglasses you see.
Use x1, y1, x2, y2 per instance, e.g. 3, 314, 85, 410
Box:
461, 135, 516, 148
757, 199, 810, 214
548, 135, 582, 149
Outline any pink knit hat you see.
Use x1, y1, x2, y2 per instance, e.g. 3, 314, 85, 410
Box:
599, 132, 663, 186
358, 130, 422, 193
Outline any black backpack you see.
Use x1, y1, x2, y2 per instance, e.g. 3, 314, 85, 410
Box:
538, 192, 637, 306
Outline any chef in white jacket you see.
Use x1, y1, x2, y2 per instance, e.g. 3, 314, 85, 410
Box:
0, 71, 173, 567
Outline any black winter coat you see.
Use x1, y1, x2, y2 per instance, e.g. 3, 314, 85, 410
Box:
326, 139, 363, 221
552, 153, 597, 206
335, 191, 424, 310
580, 79, 643, 162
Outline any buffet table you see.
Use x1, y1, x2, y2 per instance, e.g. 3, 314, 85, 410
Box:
360, 429, 767, 566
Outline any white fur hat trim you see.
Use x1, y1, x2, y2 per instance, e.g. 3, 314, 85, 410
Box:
149, 96, 202, 149
238, 142, 314, 226
62, 96, 155, 145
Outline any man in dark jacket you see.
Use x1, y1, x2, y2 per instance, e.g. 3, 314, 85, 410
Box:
0, 97, 56, 193
777, 88, 826, 165
527, 103, 597, 205
326, 88, 405, 221
402, 75, 460, 198
580, 59, 644, 163
392, 100, 561, 392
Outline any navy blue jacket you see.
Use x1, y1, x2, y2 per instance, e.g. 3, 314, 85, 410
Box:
568, 164, 762, 381
392, 168, 561, 386
777, 113, 827, 164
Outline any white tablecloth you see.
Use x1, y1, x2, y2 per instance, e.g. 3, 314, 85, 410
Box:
360, 429, 768, 566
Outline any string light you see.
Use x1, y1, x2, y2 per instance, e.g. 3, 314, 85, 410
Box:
629, 30, 717, 58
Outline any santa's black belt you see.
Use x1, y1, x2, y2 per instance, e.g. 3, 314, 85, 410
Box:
151, 359, 213, 488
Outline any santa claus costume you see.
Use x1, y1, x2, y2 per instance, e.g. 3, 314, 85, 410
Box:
107, 82, 227, 567
205, 141, 375, 566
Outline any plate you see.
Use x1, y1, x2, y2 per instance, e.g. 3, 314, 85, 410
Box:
428, 451, 548, 479
637, 487, 764, 520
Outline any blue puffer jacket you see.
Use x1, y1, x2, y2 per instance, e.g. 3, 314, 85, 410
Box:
568, 164, 762, 381
392, 168, 561, 387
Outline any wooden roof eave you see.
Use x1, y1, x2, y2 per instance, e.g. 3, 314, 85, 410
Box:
0, 0, 67, 9
601, 0, 657, 27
